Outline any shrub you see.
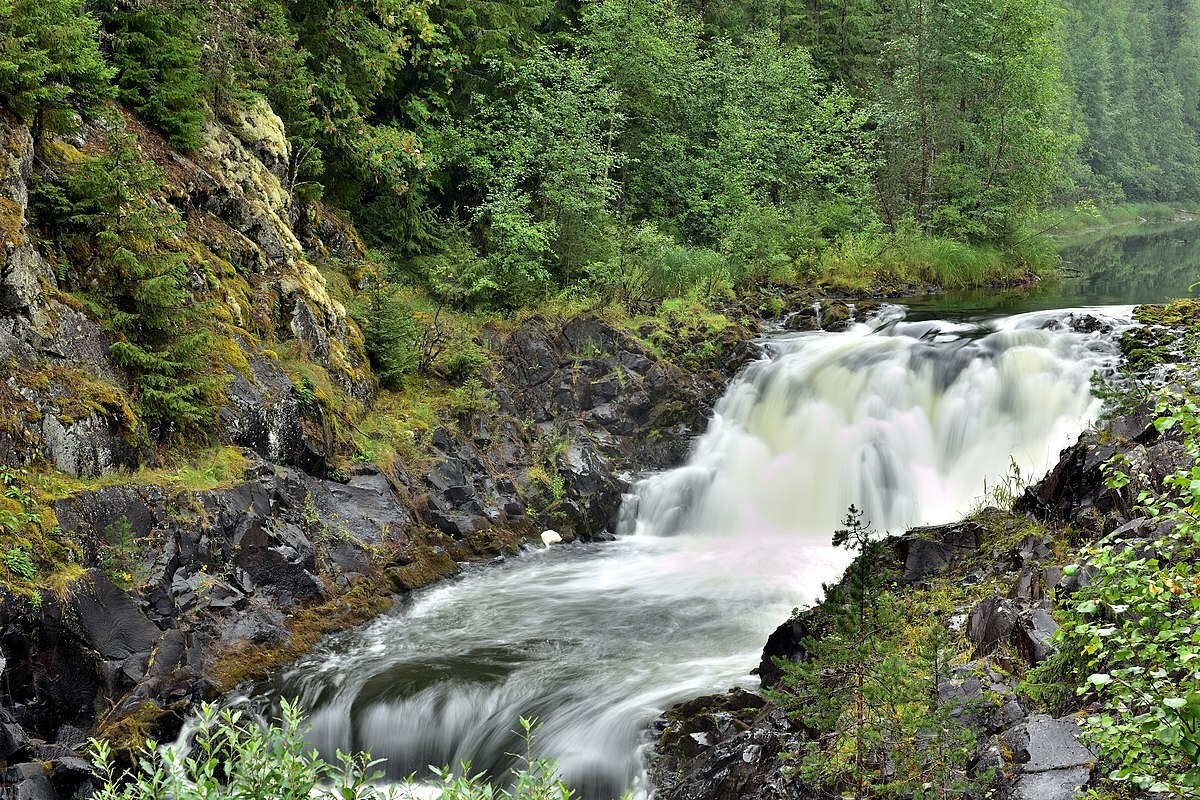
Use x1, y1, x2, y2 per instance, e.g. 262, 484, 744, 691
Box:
91, 702, 582, 800
1053, 389, 1200, 795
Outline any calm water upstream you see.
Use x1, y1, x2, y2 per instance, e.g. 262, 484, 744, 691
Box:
254, 224, 1200, 799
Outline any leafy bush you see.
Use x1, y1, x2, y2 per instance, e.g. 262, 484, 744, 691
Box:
1054, 389, 1200, 795
92, 702, 582, 800
586, 223, 731, 310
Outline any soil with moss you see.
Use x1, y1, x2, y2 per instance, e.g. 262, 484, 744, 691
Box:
648, 299, 1200, 800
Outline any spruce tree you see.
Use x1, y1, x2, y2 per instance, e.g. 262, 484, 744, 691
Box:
0, 0, 114, 137
105, 6, 206, 152
54, 132, 225, 433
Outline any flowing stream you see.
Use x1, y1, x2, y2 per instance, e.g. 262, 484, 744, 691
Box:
258, 298, 1143, 799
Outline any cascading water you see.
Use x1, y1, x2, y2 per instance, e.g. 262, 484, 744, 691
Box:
258, 304, 1133, 800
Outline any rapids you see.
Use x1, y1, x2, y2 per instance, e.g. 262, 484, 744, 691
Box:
259, 304, 1134, 799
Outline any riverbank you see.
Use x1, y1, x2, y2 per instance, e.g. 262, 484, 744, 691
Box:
651, 297, 1200, 800
0, 95, 1156, 800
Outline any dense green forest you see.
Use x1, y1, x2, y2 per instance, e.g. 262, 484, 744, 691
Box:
9, 0, 1193, 312
1, 0, 1198, 428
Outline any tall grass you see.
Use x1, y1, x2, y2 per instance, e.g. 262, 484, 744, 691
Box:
811, 231, 1058, 294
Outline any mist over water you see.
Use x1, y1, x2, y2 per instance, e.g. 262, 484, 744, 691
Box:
260, 304, 1133, 800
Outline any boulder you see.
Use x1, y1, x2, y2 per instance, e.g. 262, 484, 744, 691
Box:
894, 521, 982, 582
1005, 715, 1094, 800
967, 595, 1020, 654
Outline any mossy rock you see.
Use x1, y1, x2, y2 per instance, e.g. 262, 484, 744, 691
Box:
385, 546, 460, 591
95, 699, 188, 767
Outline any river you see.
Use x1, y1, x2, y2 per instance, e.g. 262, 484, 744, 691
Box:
253, 224, 1200, 799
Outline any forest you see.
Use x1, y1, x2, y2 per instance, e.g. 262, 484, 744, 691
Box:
3, 0, 1196, 435
4, 0, 1197, 321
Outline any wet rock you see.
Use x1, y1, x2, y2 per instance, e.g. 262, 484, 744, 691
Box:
0, 708, 30, 761
1013, 767, 1091, 800
218, 348, 313, 467
1008, 715, 1093, 773
1004, 714, 1094, 799
756, 617, 810, 689
651, 690, 792, 800
38, 413, 139, 479
894, 521, 982, 582
967, 595, 1020, 654
72, 588, 158, 668
783, 310, 818, 332
818, 300, 852, 331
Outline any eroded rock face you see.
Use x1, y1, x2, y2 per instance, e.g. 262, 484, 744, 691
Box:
0, 453, 414, 762
408, 314, 742, 543
0, 110, 55, 316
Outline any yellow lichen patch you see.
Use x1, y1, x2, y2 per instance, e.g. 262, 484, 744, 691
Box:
0, 197, 26, 249
42, 138, 88, 164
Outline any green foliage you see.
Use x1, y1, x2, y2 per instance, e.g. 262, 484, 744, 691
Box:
104, 6, 205, 152
0, 0, 114, 130
1052, 389, 1200, 795
100, 516, 149, 591
92, 700, 389, 800
1059, 0, 1200, 202
357, 276, 421, 389
874, 0, 1072, 242
34, 131, 226, 433
92, 703, 583, 800
768, 506, 981, 798
2, 547, 35, 580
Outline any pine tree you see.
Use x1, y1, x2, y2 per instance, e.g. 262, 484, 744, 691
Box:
771, 506, 910, 799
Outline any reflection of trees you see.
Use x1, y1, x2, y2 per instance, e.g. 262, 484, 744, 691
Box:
1060, 225, 1200, 301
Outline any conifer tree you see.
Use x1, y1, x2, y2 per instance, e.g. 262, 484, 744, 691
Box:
772, 506, 908, 799
53, 132, 225, 433
105, 6, 206, 152
0, 0, 114, 138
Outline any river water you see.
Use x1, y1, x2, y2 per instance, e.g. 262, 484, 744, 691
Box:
256, 225, 1199, 799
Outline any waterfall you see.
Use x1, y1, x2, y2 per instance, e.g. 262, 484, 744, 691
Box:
623, 306, 1127, 543
260, 304, 1133, 800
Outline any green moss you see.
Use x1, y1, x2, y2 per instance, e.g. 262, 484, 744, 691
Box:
208, 580, 392, 690
94, 699, 188, 767
385, 545, 459, 591
214, 335, 254, 380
